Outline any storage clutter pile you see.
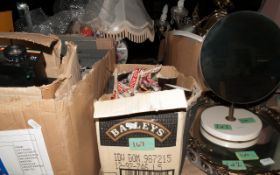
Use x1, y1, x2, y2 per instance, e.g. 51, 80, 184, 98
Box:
0, 32, 202, 175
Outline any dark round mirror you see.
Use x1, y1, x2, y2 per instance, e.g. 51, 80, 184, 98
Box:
200, 11, 280, 104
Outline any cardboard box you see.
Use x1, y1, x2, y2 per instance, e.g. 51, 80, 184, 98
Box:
0, 32, 81, 99
162, 32, 207, 91
0, 33, 115, 175
93, 60, 201, 174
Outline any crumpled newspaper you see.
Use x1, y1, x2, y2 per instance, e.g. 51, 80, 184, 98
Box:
111, 65, 162, 99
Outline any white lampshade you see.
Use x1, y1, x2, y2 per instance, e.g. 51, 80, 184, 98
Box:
81, 0, 154, 43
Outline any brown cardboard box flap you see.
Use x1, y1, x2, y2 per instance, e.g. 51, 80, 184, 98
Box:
96, 37, 115, 50
0, 98, 76, 174
94, 89, 188, 118
0, 32, 59, 47
54, 41, 81, 98
163, 32, 208, 90
0, 34, 80, 99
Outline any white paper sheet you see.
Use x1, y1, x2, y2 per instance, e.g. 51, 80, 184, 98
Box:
0, 127, 54, 175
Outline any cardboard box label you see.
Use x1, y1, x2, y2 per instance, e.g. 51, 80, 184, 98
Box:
222, 160, 246, 170
113, 151, 175, 172
214, 124, 232, 130
238, 117, 256, 124
260, 158, 275, 166
129, 137, 155, 151
98, 112, 184, 174
99, 113, 178, 147
235, 151, 259, 161
0, 128, 54, 175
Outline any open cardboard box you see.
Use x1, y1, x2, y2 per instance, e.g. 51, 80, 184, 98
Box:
0, 33, 115, 175
0, 32, 81, 99
93, 52, 202, 174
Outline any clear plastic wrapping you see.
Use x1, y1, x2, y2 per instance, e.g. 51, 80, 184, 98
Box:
15, 1, 87, 35
31, 9, 84, 35
53, 0, 89, 14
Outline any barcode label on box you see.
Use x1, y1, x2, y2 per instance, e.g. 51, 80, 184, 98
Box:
120, 169, 174, 175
